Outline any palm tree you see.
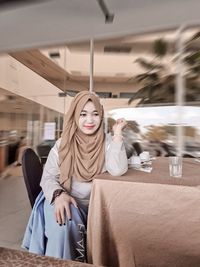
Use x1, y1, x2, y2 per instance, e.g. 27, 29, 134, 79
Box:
128, 30, 200, 105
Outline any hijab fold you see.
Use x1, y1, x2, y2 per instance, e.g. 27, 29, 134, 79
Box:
59, 91, 105, 192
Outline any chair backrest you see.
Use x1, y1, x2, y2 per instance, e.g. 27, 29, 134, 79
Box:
37, 144, 52, 165
22, 148, 43, 208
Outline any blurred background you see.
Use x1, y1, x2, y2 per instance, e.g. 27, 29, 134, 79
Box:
1, 26, 200, 175
0, 0, 200, 251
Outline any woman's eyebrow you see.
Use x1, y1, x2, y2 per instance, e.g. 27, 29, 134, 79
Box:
81, 110, 98, 113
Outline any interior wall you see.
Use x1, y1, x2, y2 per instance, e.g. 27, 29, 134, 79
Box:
0, 113, 28, 133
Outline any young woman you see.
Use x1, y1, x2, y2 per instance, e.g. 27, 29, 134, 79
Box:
22, 91, 128, 261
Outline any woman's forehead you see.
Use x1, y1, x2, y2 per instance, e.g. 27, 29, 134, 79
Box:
81, 100, 96, 111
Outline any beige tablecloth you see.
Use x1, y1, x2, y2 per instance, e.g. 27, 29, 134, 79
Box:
87, 158, 200, 267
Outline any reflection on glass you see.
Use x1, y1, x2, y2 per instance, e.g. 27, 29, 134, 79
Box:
108, 106, 200, 158
0, 87, 63, 176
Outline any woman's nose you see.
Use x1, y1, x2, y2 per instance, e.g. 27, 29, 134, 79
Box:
86, 115, 93, 123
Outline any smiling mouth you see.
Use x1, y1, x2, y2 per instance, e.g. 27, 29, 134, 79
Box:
84, 125, 95, 129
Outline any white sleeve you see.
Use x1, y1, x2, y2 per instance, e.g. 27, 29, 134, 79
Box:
105, 135, 128, 176
40, 139, 63, 203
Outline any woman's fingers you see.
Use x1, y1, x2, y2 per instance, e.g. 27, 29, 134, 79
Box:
64, 202, 72, 221
116, 118, 124, 123
54, 194, 78, 224
64, 197, 78, 221
55, 207, 62, 225
60, 205, 66, 224
71, 197, 78, 209
55, 204, 69, 224
113, 118, 127, 133
117, 118, 127, 127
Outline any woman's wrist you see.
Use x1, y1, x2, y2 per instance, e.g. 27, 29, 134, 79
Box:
52, 189, 66, 203
113, 133, 123, 138
112, 132, 123, 142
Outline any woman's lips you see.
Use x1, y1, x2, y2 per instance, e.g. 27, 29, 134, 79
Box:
84, 125, 95, 129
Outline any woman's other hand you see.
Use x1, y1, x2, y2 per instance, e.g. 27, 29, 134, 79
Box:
112, 118, 127, 141
54, 193, 78, 225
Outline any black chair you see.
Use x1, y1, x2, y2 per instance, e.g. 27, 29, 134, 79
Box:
37, 140, 55, 165
22, 148, 43, 208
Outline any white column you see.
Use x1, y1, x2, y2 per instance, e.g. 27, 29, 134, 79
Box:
175, 25, 185, 156
90, 39, 94, 93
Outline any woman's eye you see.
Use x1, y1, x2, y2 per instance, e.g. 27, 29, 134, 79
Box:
93, 113, 99, 116
80, 113, 87, 117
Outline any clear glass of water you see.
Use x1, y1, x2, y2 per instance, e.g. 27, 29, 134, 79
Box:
169, 156, 182, 178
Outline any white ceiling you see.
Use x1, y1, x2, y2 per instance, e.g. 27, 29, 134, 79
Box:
0, 0, 200, 114
0, 0, 200, 53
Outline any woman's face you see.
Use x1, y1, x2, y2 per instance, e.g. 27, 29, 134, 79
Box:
78, 101, 101, 135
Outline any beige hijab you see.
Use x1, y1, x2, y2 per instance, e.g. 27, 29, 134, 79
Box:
59, 91, 105, 192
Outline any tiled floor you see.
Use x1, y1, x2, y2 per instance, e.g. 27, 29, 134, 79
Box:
0, 166, 31, 250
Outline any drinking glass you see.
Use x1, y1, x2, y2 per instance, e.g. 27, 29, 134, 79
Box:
169, 156, 182, 178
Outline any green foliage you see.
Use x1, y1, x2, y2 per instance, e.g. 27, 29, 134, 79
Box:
129, 30, 200, 106
153, 39, 168, 58
187, 31, 200, 43
135, 58, 164, 71
185, 51, 200, 66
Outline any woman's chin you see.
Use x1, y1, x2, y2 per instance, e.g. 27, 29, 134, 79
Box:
82, 129, 96, 135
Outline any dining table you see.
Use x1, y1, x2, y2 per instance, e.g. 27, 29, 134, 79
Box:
87, 157, 200, 267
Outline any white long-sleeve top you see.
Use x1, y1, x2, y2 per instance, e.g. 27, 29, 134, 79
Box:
40, 134, 128, 204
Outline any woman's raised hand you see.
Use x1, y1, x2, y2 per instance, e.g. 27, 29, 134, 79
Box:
54, 193, 78, 225
112, 118, 127, 141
